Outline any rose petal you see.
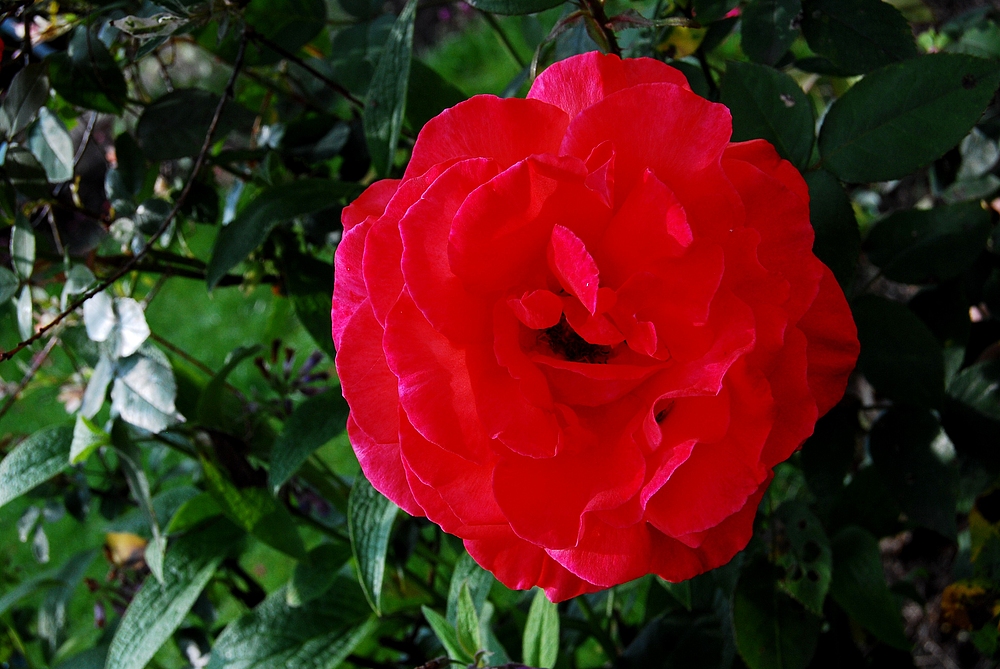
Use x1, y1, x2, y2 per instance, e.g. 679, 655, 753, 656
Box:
528, 51, 690, 120
342, 179, 399, 231
547, 517, 652, 588
405, 96, 569, 180
348, 414, 423, 517
548, 224, 601, 314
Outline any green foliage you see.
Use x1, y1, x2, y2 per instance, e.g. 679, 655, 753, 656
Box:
1, 0, 999, 667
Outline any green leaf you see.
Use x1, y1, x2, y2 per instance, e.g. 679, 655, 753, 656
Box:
48, 28, 127, 113
136, 89, 253, 162
201, 456, 308, 560
348, 474, 398, 615
208, 580, 374, 669
803, 170, 859, 289
106, 519, 241, 669
0, 64, 49, 139
740, 0, 802, 66
721, 61, 815, 169
286, 542, 352, 607
364, 0, 417, 176
4, 146, 50, 200
456, 583, 483, 657
772, 502, 832, 615
69, 415, 110, 464
523, 588, 559, 669
38, 550, 98, 651
165, 491, 222, 534
269, 391, 350, 490
733, 558, 820, 669
800, 401, 857, 514
657, 578, 692, 610
0, 572, 63, 618
869, 407, 958, 538
207, 179, 357, 289
10, 216, 36, 280
207, 0, 328, 67
0, 425, 73, 511
27, 107, 74, 183
819, 53, 1000, 182
949, 359, 1000, 423
283, 251, 336, 358
465, 0, 563, 13
406, 60, 467, 132
15, 284, 32, 340
422, 606, 475, 664
828, 526, 909, 649
800, 0, 917, 75
0, 267, 18, 304
446, 552, 494, 626
853, 295, 944, 409
195, 344, 262, 429
864, 201, 992, 284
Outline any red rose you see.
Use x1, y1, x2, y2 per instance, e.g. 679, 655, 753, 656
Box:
332, 52, 859, 601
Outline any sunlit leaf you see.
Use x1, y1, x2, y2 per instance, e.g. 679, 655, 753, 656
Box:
348, 474, 398, 615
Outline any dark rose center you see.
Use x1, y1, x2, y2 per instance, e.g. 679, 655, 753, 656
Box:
540, 316, 613, 364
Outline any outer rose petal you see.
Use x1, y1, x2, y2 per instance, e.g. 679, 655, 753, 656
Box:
546, 518, 652, 588
404, 96, 569, 180
797, 266, 861, 416
342, 179, 399, 231
528, 51, 691, 119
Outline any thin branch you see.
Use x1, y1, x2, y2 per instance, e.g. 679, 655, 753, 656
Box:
0, 333, 60, 424
246, 28, 364, 108
0, 30, 251, 364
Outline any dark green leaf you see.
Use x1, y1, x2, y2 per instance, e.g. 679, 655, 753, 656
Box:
803, 170, 859, 289
406, 60, 467, 132
348, 474, 398, 615
201, 456, 308, 560
106, 519, 242, 669
136, 89, 253, 162
772, 501, 832, 615
364, 0, 417, 176
619, 613, 725, 669
27, 108, 74, 183
801, 0, 916, 75
658, 578, 693, 610
207, 179, 357, 289
446, 552, 493, 626
0, 426, 73, 510
819, 53, 1000, 182
0, 64, 49, 138
829, 526, 909, 649
48, 28, 127, 113
721, 61, 815, 168
465, 0, 564, 14
801, 401, 857, 514
740, 0, 802, 66
4, 146, 50, 200
733, 558, 820, 669
286, 542, 352, 607
165, 491, 222, 534
282, 251, 336, 358
668, 61, 711, 99
691, 0, 739, 23
208, 0, 327, 67
870, 407, 958, 538
949, 359, 1000, 423
38, 550, 98, 651
523, 588, 559, 669
270, 391, 350, 490
0, 266, 19, 304
0, 572, 63, 618
208, 578, 374, 669
853, 295, 944, 408
422, 606, 474, 664
864, 201, 992, 284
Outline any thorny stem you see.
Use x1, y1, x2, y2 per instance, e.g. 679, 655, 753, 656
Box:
580, 0, 621, 56
0, 30, 251, 364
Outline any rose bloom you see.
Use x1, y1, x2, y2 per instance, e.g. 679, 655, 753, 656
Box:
332, 52, 859, 601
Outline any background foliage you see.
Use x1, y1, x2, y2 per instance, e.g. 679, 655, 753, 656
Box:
0, 0, 999, 667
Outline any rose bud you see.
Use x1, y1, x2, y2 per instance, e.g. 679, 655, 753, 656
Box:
332, 51, 859, 602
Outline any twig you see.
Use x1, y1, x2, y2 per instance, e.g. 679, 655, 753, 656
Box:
0, 333, 60, 424
480, 12, 526, 69
148, 332, 247, 401
0, 30, 250, 364
246, 28, 364, 108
